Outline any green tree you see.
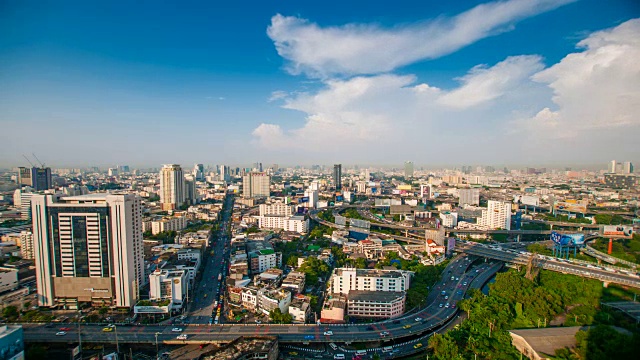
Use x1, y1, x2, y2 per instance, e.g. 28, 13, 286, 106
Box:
269, 308, 293, 324
2, 306, 19, 320
354, 257, 368, 269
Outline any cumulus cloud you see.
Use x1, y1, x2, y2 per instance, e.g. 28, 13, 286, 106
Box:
267, 0, 574, 77
516, 19, 640, 137
438, 55, 544, 108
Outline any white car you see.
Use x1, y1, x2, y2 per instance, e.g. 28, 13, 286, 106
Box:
56, 331, 67, 336
414, 317, 422, 322
323, 331, 333, 336
177, 334, 188, 340
171, 328, 183, 332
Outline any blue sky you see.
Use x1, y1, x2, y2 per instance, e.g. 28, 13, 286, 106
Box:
1, 0, 639, 168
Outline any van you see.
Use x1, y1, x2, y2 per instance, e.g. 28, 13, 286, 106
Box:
334, 354, 345, 360
329, 343, 338, 350
382, 346, 393, 353
356, 350, 367, 356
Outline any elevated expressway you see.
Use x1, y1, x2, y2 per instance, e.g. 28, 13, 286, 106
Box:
20, 259, 503, 358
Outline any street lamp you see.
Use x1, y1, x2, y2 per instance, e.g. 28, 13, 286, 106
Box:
114, 324, 119, 354
155, 332, 161, 360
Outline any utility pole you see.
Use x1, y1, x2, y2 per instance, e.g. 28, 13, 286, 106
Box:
115, 324, 120, 354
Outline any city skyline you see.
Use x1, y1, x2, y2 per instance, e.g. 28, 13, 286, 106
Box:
1, 0, 639, 167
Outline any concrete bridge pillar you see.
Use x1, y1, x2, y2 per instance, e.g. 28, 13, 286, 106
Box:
550, 224, 554, 231
603, 281, 610, 288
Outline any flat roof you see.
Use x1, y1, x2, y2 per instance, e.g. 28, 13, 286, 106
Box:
347, 290, 405, 302
509, 326, 588, 357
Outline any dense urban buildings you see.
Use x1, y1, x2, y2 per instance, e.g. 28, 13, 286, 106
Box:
17, 166, 52, 191
31, 193, 144, 308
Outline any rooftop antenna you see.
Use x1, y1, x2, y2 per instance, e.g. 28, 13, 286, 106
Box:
22, 155, 35, 167
32, 153, 45, 168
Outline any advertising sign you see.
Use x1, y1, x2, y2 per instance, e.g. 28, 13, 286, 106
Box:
553, 200, 588, 214
550, 232, 586, 246
299, 197, 309, 203
350, 219, 371, 230
601, 225, 634, 237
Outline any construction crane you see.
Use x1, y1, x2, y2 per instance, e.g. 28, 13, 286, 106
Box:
32, 153, 45, 168
22, 155, 35, 167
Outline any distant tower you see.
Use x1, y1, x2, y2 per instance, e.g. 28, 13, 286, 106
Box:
404, 161, 414, 178
333, 164, 342, 190
159, 164, 185, 210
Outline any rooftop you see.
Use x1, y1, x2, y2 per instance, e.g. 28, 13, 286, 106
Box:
347, 290, 405, 303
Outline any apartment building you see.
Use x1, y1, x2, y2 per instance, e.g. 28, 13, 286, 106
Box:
257, 215, 309, 233
159, 164, 185, 210
478, 200, 512, 230
150, 215, 188, 234
148, 268, 187, 310
281, 271, 306, 294
330, 268, 412, 296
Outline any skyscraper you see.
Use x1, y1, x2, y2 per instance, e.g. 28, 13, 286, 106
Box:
159, 164, 185, 210
333, 164, 342, 190
243, 172, 271, 198
609, 160, 634, 174
31, 193, 144, 308
17, 167, 52, 191
404, 161, 414, 178
193, 163, 204, 181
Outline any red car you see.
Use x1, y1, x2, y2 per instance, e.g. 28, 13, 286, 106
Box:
59, 327, 72, 331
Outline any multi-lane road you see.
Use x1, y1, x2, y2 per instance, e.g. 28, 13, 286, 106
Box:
186, 195, 234, 325
21, 256, 501, 348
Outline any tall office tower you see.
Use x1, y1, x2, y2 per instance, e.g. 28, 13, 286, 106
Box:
159, 164, 185, 210
220, 165, 231, 182
333, 164, 342, 190
608, 160, 633, 174
118, 165, 130, 173
31, 193, 144, 308
609, 160, 618, 173
18, 167, 52, 191
458, 188, 480, 206
479, 200, 512, 230
108, 168, 119, 177
404, 161, 414, 178
184, 175, 197, 205
193, 163, 204, 181
623, 162, 634, 174
243, 172, 271, 198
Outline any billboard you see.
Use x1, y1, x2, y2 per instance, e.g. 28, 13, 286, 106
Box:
336, 195, 344, 201
350, 219, 371, 230
553, 200, 588, 214
446, 237, 456, 254
600, 225, 634, 237
335, 215, 347, 227
299, 197, 309, 203
550, 232, 586, 246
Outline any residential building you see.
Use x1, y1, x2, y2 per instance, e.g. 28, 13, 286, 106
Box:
257, 215, 309, 233
259, 202, 293, 217
19, 231, 34, 260
604, 174, 638, 190
257, 288, 291, 315
150, 215, 188, 235
288, 296, 311, 323
184, 176, 197, 205
281, 271, 306, 294
241, 287, 259, 311
478, 200, 512, 230
320, 294, 347, 324
160, 164, 185, 210
148, 268, 187, 310
304, 189, 318, 209
439, 212, 458, 227
330, 268, 412, 296
31, 193, 144, 308
404, 161, 414, 178
243, 172, 271, 198
0, 324, 24, 360
458, 188, 480, 206
425, 228, 446, 246
346, 291, 405, 319
334, 164, 342, 190
247, 241, 282, 274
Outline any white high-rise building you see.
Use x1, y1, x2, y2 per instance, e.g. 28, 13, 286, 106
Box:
259, 202, 293, 217
478, 200, 512, 230
31, 193, 144, 308
159, 164, 185, 210
20, 231, 34, 259
304, 190, 318, 209
193, 163, 204, 181
458, 188, 480, 206
330, 268, 412, 296
243, 171, 270, 198
149, 268, 187, 310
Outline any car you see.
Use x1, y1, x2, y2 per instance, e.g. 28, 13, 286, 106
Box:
323, 331, 333, 336
463, 282, 468, 286
452, 303, 457, 308
56, 331, 66, 336
304, 335, 314, 340
172, 328, 183, 332
177, 334, 188, 340
403, 324, 412, 329
289, 352, 298, 356
414, 343, 423, 349
455, 277, 459, 281
444, 295, 449, 300
445, 303, 450, 308
379, 331, 389, 337
102, 327, 114, 332
255, 320, 262, 324
439, 303, 443, 308
414, 317, 422, 322
59, 327, 72, 331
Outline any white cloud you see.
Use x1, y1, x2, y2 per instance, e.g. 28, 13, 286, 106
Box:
438, 55, 544, 109
267, 0, 574, 77
268, 90, 289, 102
516, 19, 640, 137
